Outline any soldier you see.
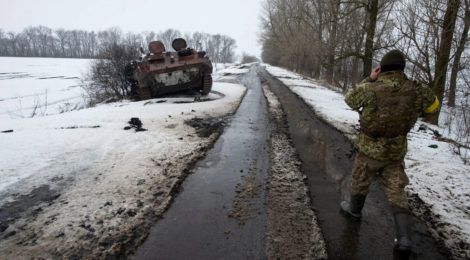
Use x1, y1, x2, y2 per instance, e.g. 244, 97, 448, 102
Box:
340, 50, 439, 252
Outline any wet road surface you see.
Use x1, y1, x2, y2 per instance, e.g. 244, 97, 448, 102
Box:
259, 68, 448, 260
133, 64, 448, 260
133, 67, 270, 259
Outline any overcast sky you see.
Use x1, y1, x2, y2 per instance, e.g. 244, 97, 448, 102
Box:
0, 0, 264, 58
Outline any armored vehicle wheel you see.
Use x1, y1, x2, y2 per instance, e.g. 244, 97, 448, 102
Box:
201, 75, 212, 95
139, 88, 152, 100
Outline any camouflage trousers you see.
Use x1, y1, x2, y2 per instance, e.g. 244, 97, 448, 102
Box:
351, 153, 410, 210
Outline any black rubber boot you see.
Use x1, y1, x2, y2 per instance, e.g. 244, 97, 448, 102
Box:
393, 212, 412, 252
340, 195, 366, 219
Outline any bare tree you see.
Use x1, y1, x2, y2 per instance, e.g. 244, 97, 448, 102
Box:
219, 35, 237, 63
0, 26, 237, 68
426, 0, 460, 124
241, 52, 260, 63
448, 0, 470, 107
362, 0, 379, 77
123, 32, 143, 51
0, 29, 7, 56
84, 41, 140, 104
190, 32, 205, 51
158, 29, 182, 51
260, 0, 469, 134
259, 0, 396, 91
143, 31, 156, 50
55, 29, 69, 57
98, 27, 122, 48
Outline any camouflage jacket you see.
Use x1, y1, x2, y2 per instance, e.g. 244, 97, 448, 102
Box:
345, 71, 439, 161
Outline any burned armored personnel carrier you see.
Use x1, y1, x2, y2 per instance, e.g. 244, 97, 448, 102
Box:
132, 38, 213, 100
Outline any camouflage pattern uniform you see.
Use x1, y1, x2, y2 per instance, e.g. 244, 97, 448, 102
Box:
345, 71, 439, 210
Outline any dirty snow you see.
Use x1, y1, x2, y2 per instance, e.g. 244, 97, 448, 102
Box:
0, 58, 247, 258
264, 64, 470, 258
262, 83, 327, 259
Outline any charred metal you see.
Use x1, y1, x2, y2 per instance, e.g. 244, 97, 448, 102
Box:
132, 38, 213, 100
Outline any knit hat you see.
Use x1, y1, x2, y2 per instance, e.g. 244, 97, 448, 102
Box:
380, 50, 406, 72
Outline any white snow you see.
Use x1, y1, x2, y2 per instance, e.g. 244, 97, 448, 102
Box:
264, 64, 470, 256
0, 59, 249, 203
0, 81, 245, 203
219, 67, 250, 75
212, 64, 252, 85
0, 58, 247, 257
0, 57, 91, 120
214, 63, 235, 71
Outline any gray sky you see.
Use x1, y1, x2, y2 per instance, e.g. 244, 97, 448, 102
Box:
0, 0, 263, 58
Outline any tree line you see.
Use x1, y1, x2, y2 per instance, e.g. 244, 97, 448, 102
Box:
260, 0, 469, 126
0, 26, 237, 63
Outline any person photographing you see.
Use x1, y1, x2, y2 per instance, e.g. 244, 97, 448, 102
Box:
340, 50, 440, 252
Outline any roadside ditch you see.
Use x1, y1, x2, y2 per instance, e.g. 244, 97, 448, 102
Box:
259, 67, 450, 259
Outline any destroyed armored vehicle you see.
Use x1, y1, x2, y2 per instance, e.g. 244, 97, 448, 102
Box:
132, 38, 213, 100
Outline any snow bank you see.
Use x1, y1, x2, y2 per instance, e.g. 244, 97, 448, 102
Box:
263, 66, 359, 139
264, 64, 470, 258
214, 63, 235, 71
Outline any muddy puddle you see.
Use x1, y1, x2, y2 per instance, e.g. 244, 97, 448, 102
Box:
260, 68, 449, 259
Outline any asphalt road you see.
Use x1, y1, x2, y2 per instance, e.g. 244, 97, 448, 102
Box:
133, 66, 270, 260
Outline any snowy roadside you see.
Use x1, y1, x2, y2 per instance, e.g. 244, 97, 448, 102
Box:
0, 65, 247, 258
264, 64, 470, 258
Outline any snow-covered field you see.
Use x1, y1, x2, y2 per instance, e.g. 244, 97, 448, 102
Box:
0, 57, 90, 120
264, 64, 470, 259
0, 58, 247, 258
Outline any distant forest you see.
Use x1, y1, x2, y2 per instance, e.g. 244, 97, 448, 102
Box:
0, 26, 237, 63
